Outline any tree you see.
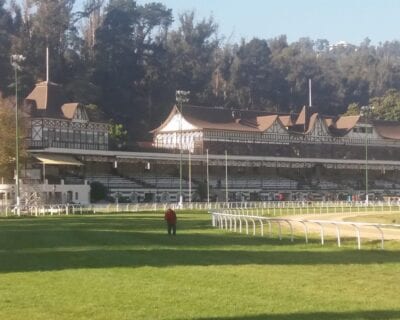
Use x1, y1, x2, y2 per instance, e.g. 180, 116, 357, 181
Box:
342, 103, 360, 116
0, 95, 26, 179
166, 11, 219, 105
108, 121, 128, 150
0, 0, 13, 93
230, 38, 280, 110
93, 0, 173, 138
90, 181, 108, 202
370, 89, 400, 121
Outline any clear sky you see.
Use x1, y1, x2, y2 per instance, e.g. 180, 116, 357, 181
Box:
131, 0, 400, 45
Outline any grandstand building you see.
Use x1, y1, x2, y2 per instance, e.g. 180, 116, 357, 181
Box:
4, 90, 400, 206
1, 80, 109, 206
25, 81, 109, 151
152, 104, 400, 161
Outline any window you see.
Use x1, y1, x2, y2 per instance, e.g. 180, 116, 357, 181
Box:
74, 130, 80, 142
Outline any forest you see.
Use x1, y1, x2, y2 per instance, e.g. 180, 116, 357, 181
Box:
2, 0, 400, 141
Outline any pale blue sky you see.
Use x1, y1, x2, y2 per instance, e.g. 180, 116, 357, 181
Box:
78, 0, 400, 45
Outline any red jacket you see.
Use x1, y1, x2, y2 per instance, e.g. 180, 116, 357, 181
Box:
164, 209, 177, 224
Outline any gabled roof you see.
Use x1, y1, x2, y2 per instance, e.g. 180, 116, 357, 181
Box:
151, 105, 276, 133
305, 113, 319, 134
296, 106, 308, 126
328, 115, 360, 136
151, 104, 400, 141
26, 81, 67, 118
25, 81, 107, 123
335, 115, 360, 131
278, 115, 293, 127
61, 103, 80, 119
256, 115, 279, 131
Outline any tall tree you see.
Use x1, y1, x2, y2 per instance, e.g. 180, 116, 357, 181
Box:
370, 89, 400, 121
166, 11, 219, 105
0, 95, 26, 179
0, 0, 13, 93
230, 38, 276, 110
93, 0, 173, 138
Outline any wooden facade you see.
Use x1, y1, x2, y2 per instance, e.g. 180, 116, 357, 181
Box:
152, 105, 400, 158
25, 81, 109, 151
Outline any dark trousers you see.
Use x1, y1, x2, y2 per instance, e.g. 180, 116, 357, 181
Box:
167, 223, 176, 235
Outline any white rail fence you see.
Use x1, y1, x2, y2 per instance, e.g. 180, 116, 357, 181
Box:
211, 211, 400, 250
1, 200, 400, 217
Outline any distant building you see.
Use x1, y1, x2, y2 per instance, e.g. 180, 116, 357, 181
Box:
329, 40, 356, 51
25, 81, 109, 151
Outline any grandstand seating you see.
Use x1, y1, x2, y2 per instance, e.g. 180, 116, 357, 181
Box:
131, 174, 190, 189
86, 174, 143, 191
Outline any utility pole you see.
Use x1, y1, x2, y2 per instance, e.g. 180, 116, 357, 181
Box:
10, 54, 25, 216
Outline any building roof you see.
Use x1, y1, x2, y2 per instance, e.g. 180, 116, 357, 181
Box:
25, 81, 107, 123
374, 120, 400, 139
61, 103, 80, 119
26, 81, 67, 118
152, 104, 400, 141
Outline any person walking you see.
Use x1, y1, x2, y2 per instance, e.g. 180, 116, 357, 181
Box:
164, 208, 177, 235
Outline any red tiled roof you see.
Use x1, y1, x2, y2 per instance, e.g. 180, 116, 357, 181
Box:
256, 115, 279, 131
335, 115, 360, 130
61, 103, 79, 119
25, 81, 67, 117
278, 115, 293, 127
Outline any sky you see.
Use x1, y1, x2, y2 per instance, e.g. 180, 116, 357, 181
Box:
122, 0, 400, 46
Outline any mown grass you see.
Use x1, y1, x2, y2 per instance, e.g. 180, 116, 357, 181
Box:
1, 211, 400, 320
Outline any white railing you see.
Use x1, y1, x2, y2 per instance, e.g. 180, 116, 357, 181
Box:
1, 200, 400, 217
210, 211, 400, 250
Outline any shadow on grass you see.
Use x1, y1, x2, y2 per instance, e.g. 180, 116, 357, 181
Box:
189, 310, 400, 320
0, 214, 400, 273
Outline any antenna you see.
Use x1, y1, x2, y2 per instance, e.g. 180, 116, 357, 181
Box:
46, 46, 49, 82
308, 78, 312, 107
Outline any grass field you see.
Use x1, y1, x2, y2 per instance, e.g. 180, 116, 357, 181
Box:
1, 211, 400, 320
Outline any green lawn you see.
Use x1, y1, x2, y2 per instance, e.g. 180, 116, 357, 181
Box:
1, 211, 400, 320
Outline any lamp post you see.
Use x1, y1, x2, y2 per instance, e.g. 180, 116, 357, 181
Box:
10, 54, 25, 214
360, 105, 373, 205
225, 150, 228, 205
206, 149, 209, 206
175, 90, 190, 206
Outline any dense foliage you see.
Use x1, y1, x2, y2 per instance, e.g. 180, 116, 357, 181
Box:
0, 95, 26, 179
2, 0, 400, 141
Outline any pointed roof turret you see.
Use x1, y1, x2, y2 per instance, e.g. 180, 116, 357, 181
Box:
25, 81, 68, 117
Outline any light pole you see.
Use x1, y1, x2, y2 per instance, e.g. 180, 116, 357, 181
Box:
225, 150, 228, 205
10, 54, 25, 214
360, 105, 373, 205
206, 149, 209, 205
175, 90, 190, 206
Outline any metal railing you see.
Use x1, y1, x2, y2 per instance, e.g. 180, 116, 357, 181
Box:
210, 210, 400, 250
1, 200, 400, 217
